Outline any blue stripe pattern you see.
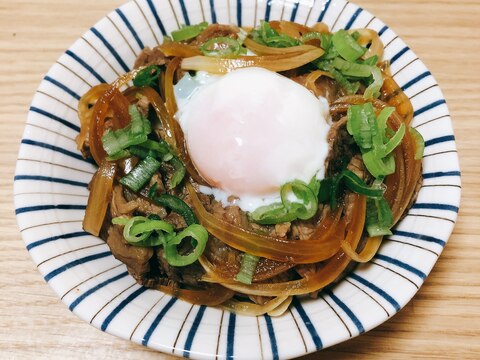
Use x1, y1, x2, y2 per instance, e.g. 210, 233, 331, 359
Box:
102, 286, 149, 331
345, 8, 362, 30
21, 139, 95, 164
146, 0, 167, 35
236, 0, 242, 27
264, 315, 279, 360
29, 106, 80, 132
90, 27, 130, 72
16, 204, 86, 215
424, 135, 455, 147
393, 230, 446, 247
69, 271, 129, 311
422, 170, 461, 179
65, 50, 107, 83
291, 297, 322, 350
14, 175, 88, 188
324, 289, 365, 334
26, 231, 89, 251
378, 25, 388, 36
209, 0, 217, 23
317, 0, 332, 22
264, 0, 272, 21
411, 203, 459, 213
390, 46, 409, 64
183, 306, 207, 358
349, 273, 401, 311
178, 0, 190, 25
44, 251, 112, 281
44, 76, 81, 100
401, 71, 431, 91
115, 9, 144, 49
375, 254, 427, 280
414, 99, 446, 117
290, 1, 300, 22
226, 312, 236, 359
142, 297, 178, 345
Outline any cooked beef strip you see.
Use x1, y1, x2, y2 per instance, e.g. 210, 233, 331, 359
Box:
133, 47, 167, 68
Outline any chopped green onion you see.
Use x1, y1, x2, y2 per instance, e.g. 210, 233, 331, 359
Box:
299, 31, 323, 43
362, 151, 396, 178
133, 65, 161, 88
249, 180, 318, 225
235, 253, 260, 285
114, 216, 174, 244
409, 127, 425, 160
102, 105, 151, 156
171, 22, 208, 42
365, 180, 394, 236
250, 20, 300, 48
333, 57, 372, 77
154, 193, 198, 226
362, 55, 379, 66
347, 102, 376, 149
120, 156, 161, 192
113, 216, 208, 263
163, 224, 208, 266
332, 29, 366, 62
139, 139, 171, 156
168, 156, 186, 189
364, 66, 383, 99
347, 103, 405, 178
147, 182, 159, 199
200, 36, 243, 58
281, 180, 318, 220
318, 169, 384, 209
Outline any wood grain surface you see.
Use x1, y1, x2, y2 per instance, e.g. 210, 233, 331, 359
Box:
1, 0, 479, 359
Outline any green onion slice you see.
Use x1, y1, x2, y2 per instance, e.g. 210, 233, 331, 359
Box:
163, 224, 208, 266
332, 29, 367, 62
171, 22, 208, 42
154, 193, 198, 226
120, 156, 161, 192
235, 253, 260, 285
332, 57, 372, 77
200, 36, 243, 58
249, 180, 318, 225
409, 127, 425, 160
133, 65, 161, 88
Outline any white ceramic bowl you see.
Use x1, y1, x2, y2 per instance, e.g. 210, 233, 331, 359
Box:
14, 1, 461, 359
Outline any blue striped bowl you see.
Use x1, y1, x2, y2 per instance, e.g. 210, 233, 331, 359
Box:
14, 0, 461, 359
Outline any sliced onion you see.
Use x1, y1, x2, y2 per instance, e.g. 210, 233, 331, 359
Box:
200, 195, 364, 296
76, 84, 110, 154
187, 183, 343, 264
341, 236, 382, 263
156, 283, 234, 306
83, 161, 116, 236
158, 42, 201, 58
181, 48, 325, 74
220, 296, 288, 316
243, 37, 317, 55
381, 73, 414, 125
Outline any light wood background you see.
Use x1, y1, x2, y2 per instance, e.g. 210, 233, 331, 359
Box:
1, 0, 479, 359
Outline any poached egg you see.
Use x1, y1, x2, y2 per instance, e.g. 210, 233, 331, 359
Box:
174, 67, 330, 212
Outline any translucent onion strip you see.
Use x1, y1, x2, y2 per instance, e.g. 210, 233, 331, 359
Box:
156, 283, 234, 306
181, 48, 325, 74
341, 236, 382, 263
158, 42, 201, 58
83, 161, 116, 236
220, 296, 288, 316
243, 37, 317, 55
199, 195, 365, 297
188, 182, 343, 264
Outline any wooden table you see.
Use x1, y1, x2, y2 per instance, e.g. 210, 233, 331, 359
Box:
1, 0, 478, 358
